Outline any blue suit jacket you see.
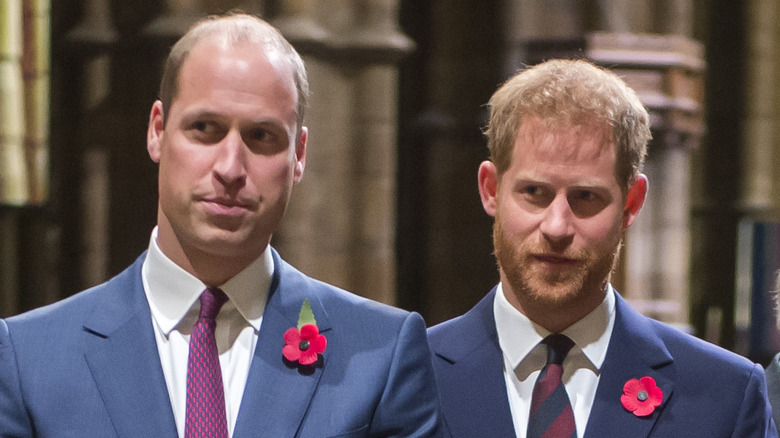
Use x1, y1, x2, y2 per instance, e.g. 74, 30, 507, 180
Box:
428, 287, 777, 437
764, 353, 780, 432
0, 249, 443, 437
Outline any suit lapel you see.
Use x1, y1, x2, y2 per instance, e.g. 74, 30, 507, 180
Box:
583, 293, 674, 438
432, 289, 516, 438
82, 255, 178, 437
233, 250, 329, 438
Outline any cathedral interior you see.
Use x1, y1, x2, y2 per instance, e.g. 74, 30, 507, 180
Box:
2, 0, 780, 364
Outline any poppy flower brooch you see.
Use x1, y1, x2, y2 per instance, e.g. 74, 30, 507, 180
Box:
621, 376, 663, 417
283, 299, 327, 366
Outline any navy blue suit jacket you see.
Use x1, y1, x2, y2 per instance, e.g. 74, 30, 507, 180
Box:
0, 249, 443, 437
428, 287, 776, 437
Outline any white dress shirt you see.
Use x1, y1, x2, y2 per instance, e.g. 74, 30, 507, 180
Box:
141, 227, 273, 438
494, 283, 616, 438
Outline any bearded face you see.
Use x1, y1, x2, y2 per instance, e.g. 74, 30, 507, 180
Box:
493, 215, 622, 311
478, 117, 645, 329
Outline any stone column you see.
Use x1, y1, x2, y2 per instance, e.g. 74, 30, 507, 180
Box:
271, 0, 355, 291
729, 0, 780, 361
22, 0, 50, 204
0, 0, 28, 204
589, 33, 703, 329
66, 0, 116, 288
589, 3, 700, 330
499, 0, 702, 329
689, 3, 747, 350
403, 0, 502, 322
273, 0, 412, 305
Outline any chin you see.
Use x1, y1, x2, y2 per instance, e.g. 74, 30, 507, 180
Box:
188, 227, 257, 255
525, 282, 584, 307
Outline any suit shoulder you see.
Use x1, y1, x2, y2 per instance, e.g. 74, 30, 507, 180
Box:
278, 260, 417, 332
616, 293, 759, 376
5, 255, 143, 332
428, 311, 474, 343
428, 290, 496, 346
308, 277, 411, 320
650, 318, 759, 375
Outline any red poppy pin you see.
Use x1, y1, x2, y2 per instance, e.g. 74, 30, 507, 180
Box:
621, 376, 663, 416
283, 299, 327, 365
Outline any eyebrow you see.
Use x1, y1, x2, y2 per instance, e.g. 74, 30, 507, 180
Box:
181, 110, 288, 129
511, 176, 613, 190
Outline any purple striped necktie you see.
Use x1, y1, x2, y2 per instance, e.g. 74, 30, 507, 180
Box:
527, 333, 577, 438
184, 287, 229, 438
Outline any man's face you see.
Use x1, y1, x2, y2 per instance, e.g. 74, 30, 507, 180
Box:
147, 40, 305, 270
478, 117, 645, 328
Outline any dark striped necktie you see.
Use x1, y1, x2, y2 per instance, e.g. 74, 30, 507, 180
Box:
527, 333, 576, 438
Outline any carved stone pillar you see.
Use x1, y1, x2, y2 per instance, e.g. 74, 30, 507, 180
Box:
397, 1, 502, 322
729, 0, 780, 361
1, 0, 57, 317
65, 0, 116, 289
22, 0, 50, 204
587, 33, 704, 329
0, 0, 28, 204
273, 0, 413, 305
690, 3, 746, 351
501, 1, 702, 329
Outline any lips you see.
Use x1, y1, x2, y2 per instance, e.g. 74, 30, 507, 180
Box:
532, 253, 578, 266
205, 197, 249, 208
200, 196, 256, 216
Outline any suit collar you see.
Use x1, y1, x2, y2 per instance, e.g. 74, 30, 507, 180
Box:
494, 283, 616, 373
233, 248, 329, 437
765, 354, 780, 429
81, 254, 178, 436
584, 291, 674, 438
432, 287, 501, 363
143, 231, 273, 334
430, 288, 517, 438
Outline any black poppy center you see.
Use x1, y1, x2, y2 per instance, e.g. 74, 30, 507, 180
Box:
299, 340, 310, 351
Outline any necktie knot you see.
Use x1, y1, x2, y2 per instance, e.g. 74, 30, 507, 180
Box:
543, 333, 574, 366
199, 287, 228, 322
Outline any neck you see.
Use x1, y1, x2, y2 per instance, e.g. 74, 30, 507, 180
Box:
155, 224, 266, 287
502, 280, 608, 333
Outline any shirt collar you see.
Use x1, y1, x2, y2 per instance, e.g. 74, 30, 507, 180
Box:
494, 282, 615, 370
142, 227, 273, 335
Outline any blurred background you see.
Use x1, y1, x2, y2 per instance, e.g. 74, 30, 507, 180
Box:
1, 0, 779, 364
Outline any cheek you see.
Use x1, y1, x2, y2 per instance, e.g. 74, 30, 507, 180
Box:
161, 144, 215, 179
247, 156, 296, 190
495, 203, 538, 240
577, 210, 624, 245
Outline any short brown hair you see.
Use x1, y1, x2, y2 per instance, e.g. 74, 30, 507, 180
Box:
485, 59, 651, 191
158, 13, 309, 136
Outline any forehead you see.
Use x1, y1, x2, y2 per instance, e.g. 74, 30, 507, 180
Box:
175, 40, 298, 114
509, 117, 619, 183
515, 117, 612, 158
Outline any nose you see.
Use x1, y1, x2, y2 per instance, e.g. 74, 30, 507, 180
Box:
213, 130, 247, 185
539, 193, 574, 241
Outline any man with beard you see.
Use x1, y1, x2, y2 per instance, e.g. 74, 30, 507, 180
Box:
427, 59, 776, 438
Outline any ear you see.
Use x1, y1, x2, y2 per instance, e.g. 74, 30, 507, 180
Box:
622, 173, 647, 228
478, 160, 499, 217
293, 126, 307, 183
147, 100, 165, 163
